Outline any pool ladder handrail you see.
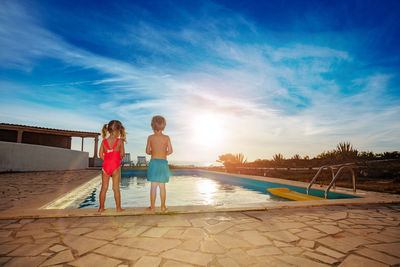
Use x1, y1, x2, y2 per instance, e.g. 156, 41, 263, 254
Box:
306, 165, 335, 195
307, 163, 357, 198
324, 164, 356, 199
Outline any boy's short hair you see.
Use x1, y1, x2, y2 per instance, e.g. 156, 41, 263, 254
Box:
151, 115, 166, 131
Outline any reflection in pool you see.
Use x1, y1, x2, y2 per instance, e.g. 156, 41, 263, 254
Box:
79, 173, 286, 208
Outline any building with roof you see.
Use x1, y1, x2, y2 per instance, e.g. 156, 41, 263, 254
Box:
0, 123, 101, 172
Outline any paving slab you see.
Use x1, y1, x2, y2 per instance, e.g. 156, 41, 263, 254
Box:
62, 227, 93, 236
85, 228, 126, 241
114, 237, 181, 253
296, 229, 327, 240
0, 244, 20, 254
161, 248, 213, 266
204, 221, 234, 234
40, 249, 74, 266
163, 228, 184, 239
16, 229, 59, 239
214, 234, 251, 249
317, 235, 375, 253
69, 253, 122, 267
177, 239, 200, 251
181, 228, 207, 240
133, 255, 162, 267
200, 239, 226, 253
258, 222, 307, 231
157, 218, 191, 227
339, 254, 387, 267
0, 230, 12, 238
263, 230, 300, 243
246, 246, 283, 256
312, 224, 342, 235
95, 243, 147, 261
63, 235, 107, 256
281, 246, 303, 255
365, 242, 400, 257
355, 247, 400, 265
218, 257, 240, 267
273, 240, 292, 247
316, 246, 345, 258
0, 257, 11, 265
162, 260, 194, 267
140, 227, 169, 238
7, 241, 55, 256
255, 256, 293, 267
297, 239, 315, 248
325, 212, 347, 220
3, 255, 47, 267
49, 244, 67, 252
275, 255, 330, 267
303, 251, 339, 265
118, 226, 149, 238
236, 230, 272, 246
224, 248, 259, 266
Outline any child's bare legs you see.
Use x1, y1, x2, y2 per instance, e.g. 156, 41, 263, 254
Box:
111, 167, 124, 212
147, 182, 158, 211
146, 182, 167, 212
160, 182, 167, 211
98, 172, 110, 213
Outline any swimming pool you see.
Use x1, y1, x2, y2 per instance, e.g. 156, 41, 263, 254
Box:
78, 170, 358, 209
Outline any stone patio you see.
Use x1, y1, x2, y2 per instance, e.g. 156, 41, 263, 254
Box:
1, 170, 400, 266
0, 204, 399, 266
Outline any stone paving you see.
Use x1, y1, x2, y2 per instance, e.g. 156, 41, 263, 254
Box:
0, 170, 100, 211
1, 204, 400, 266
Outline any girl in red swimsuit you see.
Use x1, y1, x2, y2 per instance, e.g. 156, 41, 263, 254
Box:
98, 120, 126, 213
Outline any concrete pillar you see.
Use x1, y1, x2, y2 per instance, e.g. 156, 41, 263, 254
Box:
94, 136, 99, 158
17, 130, 23, 143
81, 137, 84, 151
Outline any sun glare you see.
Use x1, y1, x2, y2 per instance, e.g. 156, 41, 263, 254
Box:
192, 114, 224, 147
196, 179, 217, 205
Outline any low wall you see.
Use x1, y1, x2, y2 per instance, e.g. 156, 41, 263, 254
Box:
0, 141, 88, 172
89, 157, 103, 167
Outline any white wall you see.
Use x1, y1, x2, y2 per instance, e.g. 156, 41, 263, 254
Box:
0, 141, 88, 172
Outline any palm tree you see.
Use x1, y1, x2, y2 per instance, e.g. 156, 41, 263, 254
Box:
335, 142, 358, 162
234, 153, 247, 166
217, 153, 247, 169
273, 153, 284, 162
291, 154, 301, 160
336, 142, 356, 153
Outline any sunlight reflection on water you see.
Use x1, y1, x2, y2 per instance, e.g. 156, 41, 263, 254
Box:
79, 174, 280, 208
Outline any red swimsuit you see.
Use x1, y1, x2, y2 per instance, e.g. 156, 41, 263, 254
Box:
102, 138, 121, 175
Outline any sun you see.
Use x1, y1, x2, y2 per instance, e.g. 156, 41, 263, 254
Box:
192, 114, 224, 147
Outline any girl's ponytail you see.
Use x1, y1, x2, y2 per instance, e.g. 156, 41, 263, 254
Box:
101, 124, 108, 139
120, 125, 127, 142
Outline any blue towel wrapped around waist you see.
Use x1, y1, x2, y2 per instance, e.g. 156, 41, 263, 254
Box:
147, 158, 170, 183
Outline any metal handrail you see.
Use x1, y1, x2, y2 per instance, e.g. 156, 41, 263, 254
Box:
306, 165, 335, 195
324, 165, 356, 199
307, 162, 355, 195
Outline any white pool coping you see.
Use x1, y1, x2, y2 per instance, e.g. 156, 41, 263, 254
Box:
43, 175, 102, 209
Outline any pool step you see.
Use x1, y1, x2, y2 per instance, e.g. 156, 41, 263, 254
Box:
267, 188, 324, 201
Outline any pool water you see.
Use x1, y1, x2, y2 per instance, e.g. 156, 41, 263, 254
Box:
79, 170, 358, 208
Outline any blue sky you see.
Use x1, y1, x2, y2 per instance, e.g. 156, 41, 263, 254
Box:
1, 0, 399, 164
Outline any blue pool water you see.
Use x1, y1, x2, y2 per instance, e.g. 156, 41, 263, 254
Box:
79, 170, 358, 208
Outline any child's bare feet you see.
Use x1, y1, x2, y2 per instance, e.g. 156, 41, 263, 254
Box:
98, 207, 106, 213
146, 206, 155, 212
161, 206, 168, 212
117, 207, 125, 212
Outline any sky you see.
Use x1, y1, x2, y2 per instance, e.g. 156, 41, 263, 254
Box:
1, 0, 399, 165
